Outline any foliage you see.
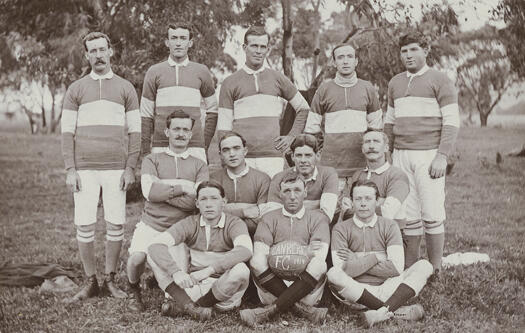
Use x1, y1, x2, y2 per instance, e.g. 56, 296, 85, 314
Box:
494, 0, 525, 78
454, 25, 519, 126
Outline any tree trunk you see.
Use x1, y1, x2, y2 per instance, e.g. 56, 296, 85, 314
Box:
281, 0, 294, 82
480, 112, 489, 127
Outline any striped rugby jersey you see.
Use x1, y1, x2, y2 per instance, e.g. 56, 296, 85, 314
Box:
61, 70, 141, 170
385, 65, 459, 155
140, 57, 217, 150
331, 215, 403, 285
210, 166, 270, 206
218, 66, 310, 158
140, 150, 209, 231
305, 79, 382, 177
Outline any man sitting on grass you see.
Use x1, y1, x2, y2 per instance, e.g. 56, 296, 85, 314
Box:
147, 181, 253, 320
241, 171, 330, 327
327, 180, 433, 328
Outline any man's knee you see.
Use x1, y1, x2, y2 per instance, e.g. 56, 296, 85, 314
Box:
327, 266, 345, 286
249, 255, 268, 276
306, 258, 327, 280
128, 252, 147, 268
76, 224, 96, 243
410, 259, 433, 278
228, 263, 250, 284
105, 221, 124, 241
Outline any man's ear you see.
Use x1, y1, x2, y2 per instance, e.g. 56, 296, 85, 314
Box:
108, 48, 114, 57
165, 39, 170, 48
188, 39, 193, 49
164, 128, 169, 138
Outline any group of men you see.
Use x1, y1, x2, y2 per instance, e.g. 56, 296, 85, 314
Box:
61, 22, 459, 328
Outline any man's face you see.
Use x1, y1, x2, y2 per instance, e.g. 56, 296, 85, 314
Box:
292, 145, 318, 178
279, 179, 306, 214
362, 131, 387, 163
165, 117, 193, 149
352, 185, 378, 221
243, 34, 269, 69
196, 187, 226, 221
219, 136, 247, 170
334, 45, 358, 76
85, 37, 112, 74
165, 28, 193, 61
400, 42, 428, 73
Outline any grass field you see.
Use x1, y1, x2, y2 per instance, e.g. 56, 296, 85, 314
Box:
1, 127, 525, 332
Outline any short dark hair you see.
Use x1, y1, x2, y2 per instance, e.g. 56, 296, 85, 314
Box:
331, 43, 356, 61
244, 26, 270, 45
291, 134, 319, 154
350, 179, 380, 200
362, 128, 389, 147
218, 131, 247, 150
196, 181, 225, 198
167, 23, 193, 39
279, 170, 306, 190
399, 31, 428, 49
165, 110, 195, 129
82, 32, 111, 51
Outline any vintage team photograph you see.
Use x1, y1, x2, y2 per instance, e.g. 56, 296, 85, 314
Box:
1, 0, 524, 332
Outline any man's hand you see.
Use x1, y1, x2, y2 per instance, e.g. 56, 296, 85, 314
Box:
172, 271, 194, 289
242, 206, 260, 219
305, 241, 323, 258
66, 169, 82, 192
189, 267, 215, 284
336, 248, 356, 261
181, 184, 196, 196
119, 167, 135, 191
428, 153, 447, 179
274, 135, 294, 152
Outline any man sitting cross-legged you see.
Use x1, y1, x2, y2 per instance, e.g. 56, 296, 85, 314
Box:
147, 181, 253, 321
210, 131, 271, 236
327, 180, 433, 328
240, 171, 330, 327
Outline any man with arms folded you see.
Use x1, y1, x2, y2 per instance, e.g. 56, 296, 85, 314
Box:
61, 31, 140, 302
304, 43, 382, 194
126, 110, 208, 311
327, 180, 433, 328
210, 131, 271, 236
384, 31, 460, 274
218, 26, 311, 178
141, 23, 217, 163
240, 171, 330, 327
267, 134, 338, 222
345, 129, 412, 267
147, 181, 252, 320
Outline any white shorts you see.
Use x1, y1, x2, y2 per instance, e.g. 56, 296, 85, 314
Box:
73, 169, 125, 226
393, 149, 446, 235
184, 276, 246, 311
245, 157, 286, 178
151, 147, 207, 164
128, 221, 162, 254
255, 276, 326, 307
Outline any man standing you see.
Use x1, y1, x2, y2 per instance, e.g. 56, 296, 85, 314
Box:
327, 180, 433, 328
61, 32, 141, 301
241, 171, 330, 327
304, 43, 382, 193
126, 111, 208, 311
347, 130, 411, 265
384, 32, 460, 274
141, 23, 217, 163
218, 26, 311, 178
147, 181, 252, 320
210, 131, 271, 236
267, 134, 339, 222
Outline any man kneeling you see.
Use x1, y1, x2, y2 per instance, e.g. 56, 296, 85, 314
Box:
147, 181, 253, 320
327, 180, 433, 328
240, 171, 330, 327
